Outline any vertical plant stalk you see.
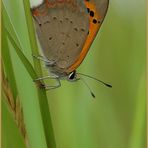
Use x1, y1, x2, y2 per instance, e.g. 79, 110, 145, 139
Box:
23, 1, 56, 148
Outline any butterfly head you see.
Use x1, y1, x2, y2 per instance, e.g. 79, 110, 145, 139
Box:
67, 70, 80, 82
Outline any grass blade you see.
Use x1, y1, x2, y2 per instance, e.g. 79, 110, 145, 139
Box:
2, 19, 18, 103
2, 3, 37, 80
6, 29, 37, 80
22, 0, 56, 148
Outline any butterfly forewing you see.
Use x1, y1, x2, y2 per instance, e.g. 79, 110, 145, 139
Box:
94, 0, 109, 16
32, 0, 89, 75
32, 0, 109, 76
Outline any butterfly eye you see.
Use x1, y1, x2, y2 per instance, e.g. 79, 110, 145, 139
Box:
68, 71, 76, 81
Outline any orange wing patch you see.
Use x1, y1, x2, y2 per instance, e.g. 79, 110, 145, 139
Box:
67, 0, 108, 73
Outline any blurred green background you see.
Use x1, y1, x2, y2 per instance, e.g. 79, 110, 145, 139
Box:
2, 0, 146, 148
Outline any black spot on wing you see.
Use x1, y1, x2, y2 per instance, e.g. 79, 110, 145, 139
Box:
93, 19, 97, 24
90, 11, 94, 17
87, 8, 90, 13
49, 37, 52, 40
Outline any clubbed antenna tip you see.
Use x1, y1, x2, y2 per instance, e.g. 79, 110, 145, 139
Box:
104, 83, 112, 88
91, 92, 96, 98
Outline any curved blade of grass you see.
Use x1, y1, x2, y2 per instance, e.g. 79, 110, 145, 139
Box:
22, 0, 56, 148
6, 29, 37, 80
2, 2, 22, 50
2, 3, 37, 80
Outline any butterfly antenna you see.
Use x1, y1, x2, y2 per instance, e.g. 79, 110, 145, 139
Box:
77, 73, 112, 88
80, 78, 95, 98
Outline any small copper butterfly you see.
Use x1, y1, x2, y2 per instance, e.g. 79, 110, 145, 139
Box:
31, 0, 111, 97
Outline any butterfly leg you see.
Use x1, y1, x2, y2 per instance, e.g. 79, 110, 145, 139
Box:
34, 75, 59, 81
34, 75, 61, 90
32, 54, 50, 63
32, 54, 55, 65
44, 79, 61, 90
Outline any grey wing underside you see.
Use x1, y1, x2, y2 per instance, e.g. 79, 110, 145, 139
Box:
33, 1, 89, 73
94, 0, 109, 19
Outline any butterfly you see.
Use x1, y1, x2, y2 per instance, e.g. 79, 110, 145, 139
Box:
31, 0, 111, 96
